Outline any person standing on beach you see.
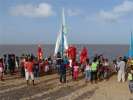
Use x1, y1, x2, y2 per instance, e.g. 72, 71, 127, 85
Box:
24, 57, 35, 86
20, 57, 25, 77
80, 47, 88, 76
112, 59, 118, 73
103, 59, 109, 80
97, 57, 104, 81
59, 59, 66, 83
91, 58, 98, 83
85, 58, 91, 82
44, 59, 49, 74
11, 54, 16, 74
128, 67, 133, 93
33, 58, 40, 79
73, 61, 79, 81
117, 57, 126, 82
68, 58, 72, 75
8, 54, 16, 74
15, 56, 19, 71
56, 52, 62, 74
0, 57, 4, 81
8, 54, 12, 74
3, 54, 8, 74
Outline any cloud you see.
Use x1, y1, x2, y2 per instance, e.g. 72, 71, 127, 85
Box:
10, 3, 54, 18
98, 0, 133, 21
66, 9, 81, 16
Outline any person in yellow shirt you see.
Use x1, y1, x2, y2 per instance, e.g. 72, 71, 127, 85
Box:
131, 58, 133, 66
127, 58, 131, 67
128, 67, 133, 93
91, 58, 99, 84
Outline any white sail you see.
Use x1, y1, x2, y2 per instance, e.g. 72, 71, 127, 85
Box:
62, 8, 68, 51
54, 8, 68, 56
54, 30, 68, 56
64, 34, 68, 50
54, 31, 61, 56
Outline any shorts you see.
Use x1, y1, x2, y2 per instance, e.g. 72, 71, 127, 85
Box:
25, 69, 34, 80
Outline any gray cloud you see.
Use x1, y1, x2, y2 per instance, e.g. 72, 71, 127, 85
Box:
66, 9, 81, 16
10, 3, 54, 18
98, 0, 133, 21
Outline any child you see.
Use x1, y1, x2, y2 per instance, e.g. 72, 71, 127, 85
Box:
73, 62, 79, 80
85, 59, 91, 82
128, 67, 133, 93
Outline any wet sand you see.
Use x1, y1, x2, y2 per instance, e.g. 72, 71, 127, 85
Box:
0, 73, 133, 100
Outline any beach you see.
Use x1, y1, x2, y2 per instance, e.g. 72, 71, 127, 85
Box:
0, 73, 133, 100
1, 0, 133, 100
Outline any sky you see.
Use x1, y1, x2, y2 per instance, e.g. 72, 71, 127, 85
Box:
0, 0, 133, 44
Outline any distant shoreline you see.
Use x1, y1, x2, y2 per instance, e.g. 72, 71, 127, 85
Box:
0, 44, 129, 58
0, 44, 129, 46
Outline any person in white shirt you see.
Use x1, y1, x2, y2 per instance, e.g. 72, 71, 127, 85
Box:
69, 58, 73, 77
103, 59, 109, 80
85, 58, 91, 82
0, 57, 4, 81
117, 57, 126, 82
69, 59, 72, 68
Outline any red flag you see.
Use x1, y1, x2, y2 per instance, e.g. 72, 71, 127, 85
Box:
37, 45, 43, 61
80, 47, 88, 64
67, 45, 76, 61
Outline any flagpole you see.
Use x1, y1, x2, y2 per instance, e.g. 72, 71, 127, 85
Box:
129, 33, 131, 57
129, 32, 132, 58
61, 8, 65, 57
61, 25, 64, 57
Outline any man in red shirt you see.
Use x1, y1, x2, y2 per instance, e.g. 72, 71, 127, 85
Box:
24, 57, 35, 86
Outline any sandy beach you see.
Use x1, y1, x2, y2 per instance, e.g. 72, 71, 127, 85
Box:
0, 73, 133, 100
1, 0, 133, 100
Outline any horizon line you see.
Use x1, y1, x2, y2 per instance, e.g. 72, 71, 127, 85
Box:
0, 43, 130, 45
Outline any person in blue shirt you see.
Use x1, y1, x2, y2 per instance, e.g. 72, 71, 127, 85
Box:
59, 59, 66, 83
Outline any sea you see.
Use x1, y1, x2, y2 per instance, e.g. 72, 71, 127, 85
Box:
0, 44, 129, 60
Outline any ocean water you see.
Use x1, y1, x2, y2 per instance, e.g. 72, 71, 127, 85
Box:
0, 44, 129, 60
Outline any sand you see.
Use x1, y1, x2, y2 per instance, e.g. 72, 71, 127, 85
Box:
0, 73, 133, 100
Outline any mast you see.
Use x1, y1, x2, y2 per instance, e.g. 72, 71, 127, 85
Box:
61, 8, 65, 57
54, 8, 68, 57
129, 32, 133, 58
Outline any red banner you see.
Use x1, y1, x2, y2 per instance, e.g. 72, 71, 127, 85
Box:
37, 45, 43, 61
67, 45, 77, 61
80, 47, 88, 64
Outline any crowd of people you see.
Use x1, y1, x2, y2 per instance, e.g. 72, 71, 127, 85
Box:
0, 48, 133, 93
